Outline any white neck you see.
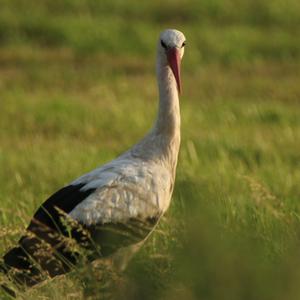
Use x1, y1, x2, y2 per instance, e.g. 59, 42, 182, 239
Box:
130, 51, 181, 172
152, 52, 181, 170
154, 55, 181, 139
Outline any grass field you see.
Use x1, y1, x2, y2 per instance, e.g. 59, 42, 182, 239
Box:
0, 0, 300, 299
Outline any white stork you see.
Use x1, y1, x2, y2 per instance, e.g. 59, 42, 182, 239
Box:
0, 29, 186, 296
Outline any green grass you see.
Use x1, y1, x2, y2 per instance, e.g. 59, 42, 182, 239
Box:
0, 0, 300, 299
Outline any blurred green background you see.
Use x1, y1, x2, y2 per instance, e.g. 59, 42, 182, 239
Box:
0, 0, 300, 299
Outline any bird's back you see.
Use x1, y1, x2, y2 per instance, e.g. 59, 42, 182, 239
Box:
69, 153, 175, 226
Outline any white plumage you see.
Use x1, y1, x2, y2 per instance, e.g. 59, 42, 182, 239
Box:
70, 159, 172, 225
69, 28, 186, 235
1, 28, 186, 296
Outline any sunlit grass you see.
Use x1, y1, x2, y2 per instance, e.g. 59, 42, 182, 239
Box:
0, 0, 300, 299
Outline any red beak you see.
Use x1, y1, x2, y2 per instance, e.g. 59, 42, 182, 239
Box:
167, 48, 182, 94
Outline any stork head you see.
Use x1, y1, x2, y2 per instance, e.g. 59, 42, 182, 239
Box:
158, 29, 186, 93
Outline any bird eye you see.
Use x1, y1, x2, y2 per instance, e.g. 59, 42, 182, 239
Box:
161, 40, 167, 49
182, 41, 186, 48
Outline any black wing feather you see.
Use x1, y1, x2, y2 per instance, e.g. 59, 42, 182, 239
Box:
1, 184, 96, 288
28, 183, 96, 234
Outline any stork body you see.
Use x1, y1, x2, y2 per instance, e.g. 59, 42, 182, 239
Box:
0, 29, 186, 296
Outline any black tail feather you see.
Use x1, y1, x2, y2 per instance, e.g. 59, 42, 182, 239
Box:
2, 246, 43, 287
0, 217, 157, 297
